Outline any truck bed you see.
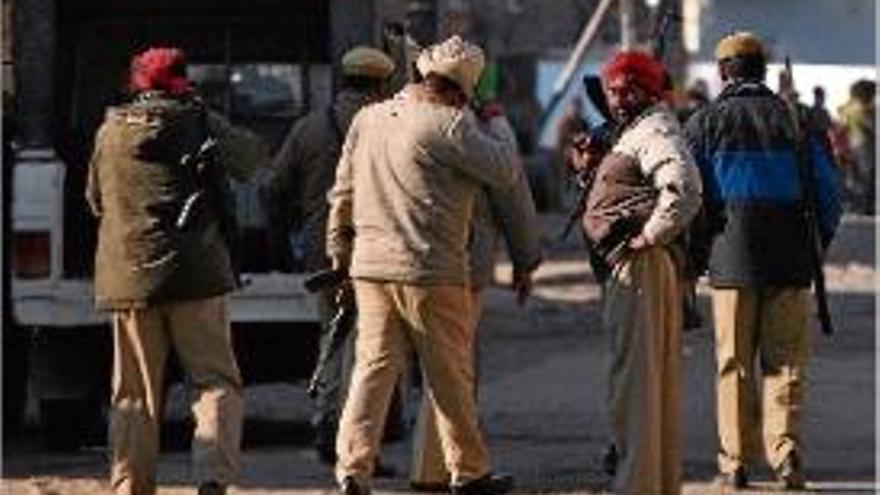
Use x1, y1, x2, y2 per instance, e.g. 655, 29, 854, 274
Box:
12, 273, 317, 327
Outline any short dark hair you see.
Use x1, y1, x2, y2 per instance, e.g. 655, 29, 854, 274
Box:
720, 54, 767, 81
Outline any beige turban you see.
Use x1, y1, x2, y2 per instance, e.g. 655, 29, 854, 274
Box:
342, 46, 396, 79
416, 35, 485, 98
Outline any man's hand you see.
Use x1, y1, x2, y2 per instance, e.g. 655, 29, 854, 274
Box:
477, 101, 505, 121
627, 233, 651, 251
335, 280, 355, 309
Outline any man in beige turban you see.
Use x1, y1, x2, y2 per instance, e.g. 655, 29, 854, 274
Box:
327, 36, 516, 495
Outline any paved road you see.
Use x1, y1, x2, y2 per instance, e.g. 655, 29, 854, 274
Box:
2, 215, 876, 494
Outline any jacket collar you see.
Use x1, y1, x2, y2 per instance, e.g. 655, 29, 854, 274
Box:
718, 79, 775, 101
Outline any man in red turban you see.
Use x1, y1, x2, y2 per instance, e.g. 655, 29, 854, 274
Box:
600, 50, 668, 125
129, 47, 191, 95
89, 46, 270, 495
568, 50, 702, 495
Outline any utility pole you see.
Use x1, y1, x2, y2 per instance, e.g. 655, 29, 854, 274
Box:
619, 0, 637, 49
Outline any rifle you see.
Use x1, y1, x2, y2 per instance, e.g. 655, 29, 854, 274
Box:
557, 115, 612, 243
307, 298, 356, 398
782, 56, 835, 336
304, 268, 354, 398
176, 132, 244, 286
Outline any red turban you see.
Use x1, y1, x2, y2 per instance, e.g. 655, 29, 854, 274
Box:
601, 51, 667, 99
129, 47, 191, 95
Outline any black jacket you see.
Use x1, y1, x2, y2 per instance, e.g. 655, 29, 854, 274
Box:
684, 81, 841, 287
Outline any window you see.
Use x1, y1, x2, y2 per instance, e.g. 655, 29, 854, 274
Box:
190, 62, 332, 271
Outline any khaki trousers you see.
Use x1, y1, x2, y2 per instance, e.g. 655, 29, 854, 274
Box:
336, 280, 490, 487
110, 295, 244, 495
605, 247, 682, 495
712, 287, 810, 474
410, 290, 484, 486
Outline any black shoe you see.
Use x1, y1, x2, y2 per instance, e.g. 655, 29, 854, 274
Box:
776, 452, 806, 490
339, 475, 371, 495
197, 481, 227, 495
602, 443, 618, 477
451, 472, 514, 495
715, 466, 748, 490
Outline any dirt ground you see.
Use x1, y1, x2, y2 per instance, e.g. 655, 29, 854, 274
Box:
2, 214, 876, 495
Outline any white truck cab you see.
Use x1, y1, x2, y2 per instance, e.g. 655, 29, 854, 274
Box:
3, 0, 379, 447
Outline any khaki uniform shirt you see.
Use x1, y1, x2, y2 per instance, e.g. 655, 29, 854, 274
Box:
327, 87, 519, 285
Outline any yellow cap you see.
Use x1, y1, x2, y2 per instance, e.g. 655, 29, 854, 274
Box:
341, 46, 396, 79
715, 31, 766, 61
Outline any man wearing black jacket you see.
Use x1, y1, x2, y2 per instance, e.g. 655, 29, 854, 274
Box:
684, 32, 842, 491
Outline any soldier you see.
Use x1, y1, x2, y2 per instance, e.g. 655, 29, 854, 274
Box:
409, 107, 542, 491
262, 45, 396, 465
327, 36, 517, 495
86, 47, 269, 495
684, 32, 842, 490
568, 51, 702, 495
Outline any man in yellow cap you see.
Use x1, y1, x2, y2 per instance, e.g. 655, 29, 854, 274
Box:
327, 35, 516, 495
684, 31, 842, 490
263, 45, 395, 465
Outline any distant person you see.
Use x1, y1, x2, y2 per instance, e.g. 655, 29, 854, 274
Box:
685, 32, 842, 490
676, 78, 710, 123
263, 46, 396, 465
550, 98, 589, 210
810, 86, 833, 132
568, 50, 702, 495
838, 79, 876, 214
86, 47, 269, 495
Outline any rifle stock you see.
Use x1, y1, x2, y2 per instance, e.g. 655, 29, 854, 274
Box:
783, 57, 835, 336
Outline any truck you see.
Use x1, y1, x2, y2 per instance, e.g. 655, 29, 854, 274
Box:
4, 0, 376, 449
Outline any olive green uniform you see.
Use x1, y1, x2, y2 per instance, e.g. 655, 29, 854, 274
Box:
86, 92, 268, 495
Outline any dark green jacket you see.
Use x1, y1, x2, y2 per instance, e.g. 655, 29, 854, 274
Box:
86, 92, 267, 309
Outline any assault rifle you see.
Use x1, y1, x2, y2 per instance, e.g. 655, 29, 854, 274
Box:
305, 268, 354, 398
782, 56, 834, 336
176, 133, 244, 286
